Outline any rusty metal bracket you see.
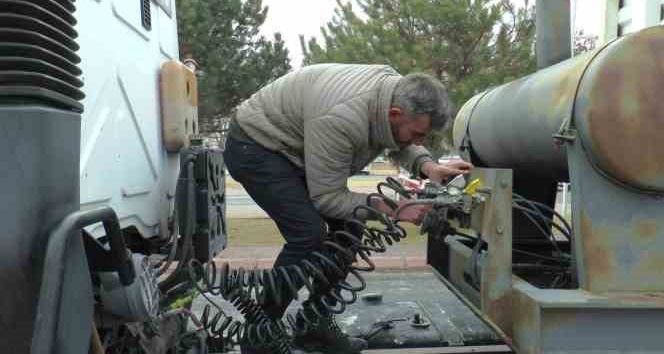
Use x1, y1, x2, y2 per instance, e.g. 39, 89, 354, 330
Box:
464, 169, 514, 336
553, 117, 577, 145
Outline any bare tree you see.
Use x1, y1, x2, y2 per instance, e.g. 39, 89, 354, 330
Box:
574, 29, 598, 55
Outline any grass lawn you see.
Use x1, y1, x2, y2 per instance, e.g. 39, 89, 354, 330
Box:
226, 174, 396, 191
225, 171, 426, 246
227, 218, 426, 246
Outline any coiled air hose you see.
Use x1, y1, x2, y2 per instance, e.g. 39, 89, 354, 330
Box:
186, 182, 410, 354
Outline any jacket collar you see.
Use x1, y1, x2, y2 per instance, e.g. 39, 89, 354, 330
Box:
369, 74, 400, 150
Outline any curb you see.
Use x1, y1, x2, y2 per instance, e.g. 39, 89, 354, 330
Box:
212, 255, 429, 271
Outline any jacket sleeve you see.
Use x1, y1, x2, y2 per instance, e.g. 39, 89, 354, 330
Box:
304, 114, 369, 220
389, 145, 434, 178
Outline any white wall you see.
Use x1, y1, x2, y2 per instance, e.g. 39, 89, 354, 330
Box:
601, 0, 663, 43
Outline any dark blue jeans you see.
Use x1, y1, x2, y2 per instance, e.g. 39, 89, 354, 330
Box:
223, 135, 347, 318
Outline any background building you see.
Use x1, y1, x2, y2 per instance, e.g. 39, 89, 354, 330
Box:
600, 0, 664, 43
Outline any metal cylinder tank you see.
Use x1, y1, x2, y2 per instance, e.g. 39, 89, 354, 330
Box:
453, 26, 664, 192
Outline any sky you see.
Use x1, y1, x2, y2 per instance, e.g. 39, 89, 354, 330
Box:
260, 0, 603, 68
260, 0, 341, 67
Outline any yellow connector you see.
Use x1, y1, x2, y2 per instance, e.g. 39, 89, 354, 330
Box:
463, 178, 482, 195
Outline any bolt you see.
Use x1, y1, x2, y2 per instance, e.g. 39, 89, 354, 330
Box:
361, 292, 383, 304
496, 225, 504, 235
411, 313, 431, 329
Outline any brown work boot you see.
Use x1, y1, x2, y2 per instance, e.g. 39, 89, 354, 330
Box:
293, 316, 368, 354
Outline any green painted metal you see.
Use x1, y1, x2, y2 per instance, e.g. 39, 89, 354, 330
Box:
512, 279, 664, 354
453, 50, 592, 180
573, 26, 664, 193
450, 24, 664, 354
567, 133, 664, 293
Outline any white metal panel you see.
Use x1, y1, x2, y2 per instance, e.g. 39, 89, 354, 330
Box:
155, 0, 174, 18
77, 0, 180, 238
158, 3, 178, 59
112, 0, 151, 40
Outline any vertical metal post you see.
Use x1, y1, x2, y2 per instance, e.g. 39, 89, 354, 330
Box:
475, 169, 514, 335
536, 0, 572, 69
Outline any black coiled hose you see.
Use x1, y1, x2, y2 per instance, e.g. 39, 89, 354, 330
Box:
188, 261, 291, 353
187, 188, 409, 353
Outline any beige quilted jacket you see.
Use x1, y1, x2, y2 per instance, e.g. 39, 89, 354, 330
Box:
234, 63, 433, 219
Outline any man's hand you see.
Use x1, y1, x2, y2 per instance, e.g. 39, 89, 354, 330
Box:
371, 197, 431, 225
394, 198, 431, 225
421, 160, 473, 184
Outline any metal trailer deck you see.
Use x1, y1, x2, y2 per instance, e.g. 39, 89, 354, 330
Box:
191, 269, 513, 353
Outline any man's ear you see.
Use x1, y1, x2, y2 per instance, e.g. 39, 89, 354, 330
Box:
388, 107, 402, 124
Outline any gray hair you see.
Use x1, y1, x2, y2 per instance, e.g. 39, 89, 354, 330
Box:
391, 73, 451, 130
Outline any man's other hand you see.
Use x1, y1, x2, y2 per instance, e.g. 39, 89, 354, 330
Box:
421, 160, 473, 184
370, 197, 431, 225
394, 198, 431, 225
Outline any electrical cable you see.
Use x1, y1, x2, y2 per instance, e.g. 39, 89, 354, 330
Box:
159, 158, 197, 293
512, 204, 568, 257
452, 202, 571, 287
512, 248, 569, 264
513, 200, 572, 241
513, 192, 572, 237
450, 232, 567, 265
510, 197, 572, 288
470, 232, 484, 289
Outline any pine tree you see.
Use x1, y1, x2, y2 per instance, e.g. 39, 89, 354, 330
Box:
177, 0, 291, 132
301, 0, 536, 156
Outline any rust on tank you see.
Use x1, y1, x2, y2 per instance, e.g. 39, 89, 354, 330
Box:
580, 211, 614, 291
486, 292, 514, 337
629, 252, 664, 282
635, 220, 658, 241
647, 255, 664, 275
511, 288, 538, 354
606, 291, 664, 307
550, 57, 589, 114
550, 74, 574, 114
585, 30, 664, 190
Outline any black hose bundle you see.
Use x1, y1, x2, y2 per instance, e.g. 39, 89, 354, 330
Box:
186, 190, 408, 353
188, 260, 291, 353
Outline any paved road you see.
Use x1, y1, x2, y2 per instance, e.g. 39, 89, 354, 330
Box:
227, 194, 255, 206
